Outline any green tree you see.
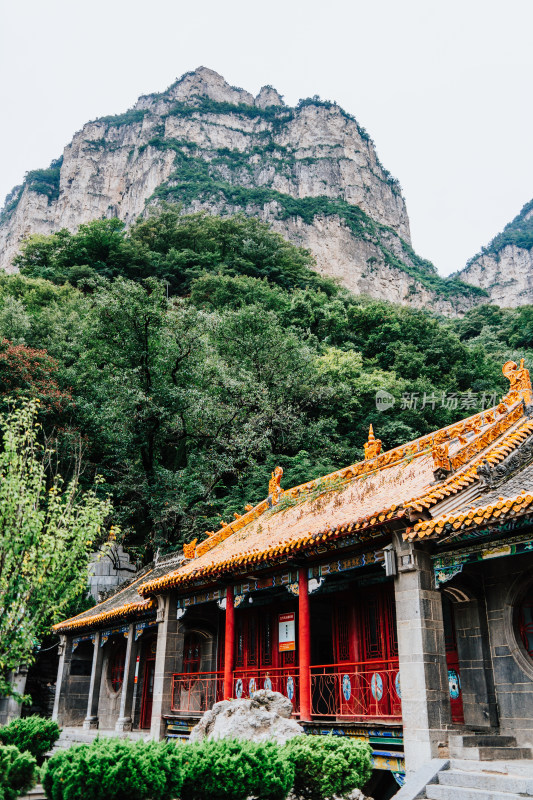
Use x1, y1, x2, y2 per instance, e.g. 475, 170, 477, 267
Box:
0, 401, 112, 698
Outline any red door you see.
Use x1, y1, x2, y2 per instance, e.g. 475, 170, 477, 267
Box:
140, 657, 155, 729
359, 584, 401, 718
442, 595, 465, 724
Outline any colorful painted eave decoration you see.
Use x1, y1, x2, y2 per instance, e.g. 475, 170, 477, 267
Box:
405, 490, 533, 542
52, 598, 156, 634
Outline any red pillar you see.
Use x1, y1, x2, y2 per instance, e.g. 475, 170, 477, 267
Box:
223, 585, 235, 699
298, 567, 311, 720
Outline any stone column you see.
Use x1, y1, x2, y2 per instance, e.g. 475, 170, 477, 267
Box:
83, 631, 105, 730
393, 537, 451, 774
0, 667, 29, 726
115, 623, 136, 732
150, 594, 183, 740
52, 635, 72, 724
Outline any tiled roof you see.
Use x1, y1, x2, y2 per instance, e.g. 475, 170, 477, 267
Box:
406, 490, 533, 541
55, 360, 533, 630
139, 400, 529, 596
52, 557, 182, 633
405, 446, 533, 542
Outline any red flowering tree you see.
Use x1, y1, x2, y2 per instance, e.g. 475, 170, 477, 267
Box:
0, 339, 71, 413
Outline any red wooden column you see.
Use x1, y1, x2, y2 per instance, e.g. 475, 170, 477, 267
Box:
223, 585, 235, 699
298, 567, 311, 720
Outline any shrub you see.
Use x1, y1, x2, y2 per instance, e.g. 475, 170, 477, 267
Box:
179, 738, 294, 800
0, 716, 61, 764
284, 734, 373, 800
0, 744, 37, 800
41, 737, 184, 800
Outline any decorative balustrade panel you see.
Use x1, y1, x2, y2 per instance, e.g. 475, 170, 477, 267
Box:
310, 661, 401, 720
233, 667, 300, 713
171, 671, 223, 714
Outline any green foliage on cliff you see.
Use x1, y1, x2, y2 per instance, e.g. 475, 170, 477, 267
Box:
6, 209, 525, 559
23, 157, 63, 203
97, 109, 148, 127
466, 198, 533, 264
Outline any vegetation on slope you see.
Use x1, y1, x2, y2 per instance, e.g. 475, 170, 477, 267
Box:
4, 209, 527, 561
465, 198, 533, 266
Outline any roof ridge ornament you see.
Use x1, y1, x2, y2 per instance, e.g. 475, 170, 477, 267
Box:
268, 466, 284, 506
502, 359, 533, 406
364, 424, 382, 460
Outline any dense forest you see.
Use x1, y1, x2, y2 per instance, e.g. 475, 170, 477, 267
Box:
2, 206, 532, 561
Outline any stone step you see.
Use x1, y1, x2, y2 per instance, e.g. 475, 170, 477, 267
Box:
438, 768, 533, 795
19, 786, 46, 800
450, 758, 533, 776
426, 784, 525, 800
450, 743, 533, 761
477, 746, 532, 761
460, 735, 517, 748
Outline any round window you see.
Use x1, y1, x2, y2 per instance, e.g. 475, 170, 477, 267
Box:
109, 640, 127, 692
519, 597, 533, 658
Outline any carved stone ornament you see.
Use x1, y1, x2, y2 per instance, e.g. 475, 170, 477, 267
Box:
364, 424, 382, 460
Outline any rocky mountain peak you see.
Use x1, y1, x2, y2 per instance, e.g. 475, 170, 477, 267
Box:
255, 85, 285, 109
0, 68, 486, 315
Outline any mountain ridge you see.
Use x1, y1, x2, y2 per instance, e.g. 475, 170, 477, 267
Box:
0, 66, 485, 314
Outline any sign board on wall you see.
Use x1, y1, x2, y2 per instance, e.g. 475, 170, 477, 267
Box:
278, 612, 295, 652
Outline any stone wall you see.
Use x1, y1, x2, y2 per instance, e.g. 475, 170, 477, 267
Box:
88, 545, 136, 602
481, 551, 533, 747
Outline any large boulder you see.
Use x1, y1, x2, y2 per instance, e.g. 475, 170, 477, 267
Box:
189, 689, 304, 744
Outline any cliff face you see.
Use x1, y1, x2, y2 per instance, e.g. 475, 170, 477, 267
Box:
0, 67, 483, 313
457, 201, 533, 307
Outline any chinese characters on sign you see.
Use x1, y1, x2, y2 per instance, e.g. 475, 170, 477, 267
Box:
375, 389, 502, 412
278, 612, 295, 652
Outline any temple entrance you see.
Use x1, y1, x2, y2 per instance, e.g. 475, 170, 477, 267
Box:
442, 594, 465, 724
139, 638, 157, 729
310, 598, 335, 716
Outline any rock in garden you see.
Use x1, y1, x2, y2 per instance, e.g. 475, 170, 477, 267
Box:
189, 689, 304, 744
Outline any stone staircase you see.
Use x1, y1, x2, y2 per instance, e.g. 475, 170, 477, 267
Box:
394, 734, 533, 799
448, 733, 533, 762
426, 758, 533, 800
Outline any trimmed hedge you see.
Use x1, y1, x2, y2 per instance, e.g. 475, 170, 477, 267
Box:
180, 738, 294, 800
284, 734, 373, 800
0, 744, 37, 800
0, 716, 60, 764
42, 738, 184, 800
41, 732, 373, 800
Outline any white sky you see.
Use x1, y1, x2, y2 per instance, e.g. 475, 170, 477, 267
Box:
1, 0, 532, 276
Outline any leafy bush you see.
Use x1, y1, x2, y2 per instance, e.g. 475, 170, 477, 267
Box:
0, 744, 37, 800
0, 716, 61, 764
41, 738, 184, 800
179, 738, 294, 800
284, 734, 373, 800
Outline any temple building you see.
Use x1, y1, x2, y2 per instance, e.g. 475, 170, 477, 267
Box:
51, 360, 533, 787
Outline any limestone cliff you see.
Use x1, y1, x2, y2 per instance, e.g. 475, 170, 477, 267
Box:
0, 67, 484, 313
457, 200, 533, 307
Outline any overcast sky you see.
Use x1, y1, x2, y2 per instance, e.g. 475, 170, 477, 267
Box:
1, 0, 531, 276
